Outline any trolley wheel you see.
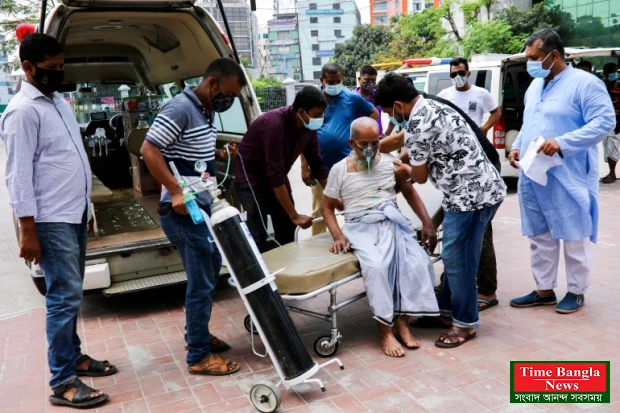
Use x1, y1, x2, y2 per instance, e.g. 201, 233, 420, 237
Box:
244, 315, 259, 335
313, 335, 339, 357
250, 381, 281, 413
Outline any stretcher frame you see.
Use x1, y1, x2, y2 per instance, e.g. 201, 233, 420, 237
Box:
257, 213, 443, 358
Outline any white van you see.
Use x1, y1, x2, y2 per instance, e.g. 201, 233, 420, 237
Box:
426, 49, 620, 177
15, 0, 261, 296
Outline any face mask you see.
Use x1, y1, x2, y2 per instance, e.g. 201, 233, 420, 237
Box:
451, 75, 467, 88
608, 73, 618, 82
362, 81, 376, 92
527, 52, 555, 79
33, 66, 64, 94
212, 93, 235, 112
298, 111, 324, 130
389, 103, 408, 128
324, 83, 343, 96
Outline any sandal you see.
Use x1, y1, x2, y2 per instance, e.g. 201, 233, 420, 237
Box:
478, 298, 499, 311
188, 354, 240, 376
602, 176, 616, 184
185, 334, 232, 352
49, 377, 109, 408
435, 329, 476, 349
76, 354, 117, 377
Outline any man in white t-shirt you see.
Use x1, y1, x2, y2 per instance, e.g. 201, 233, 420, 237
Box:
437, 57, 501, 135
436, 57, 502, 314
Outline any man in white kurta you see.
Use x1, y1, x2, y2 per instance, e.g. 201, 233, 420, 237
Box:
322, 118, 439, 357
508, 29, 615, 314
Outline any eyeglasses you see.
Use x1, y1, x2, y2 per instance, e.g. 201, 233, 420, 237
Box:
449, 70, 467, 79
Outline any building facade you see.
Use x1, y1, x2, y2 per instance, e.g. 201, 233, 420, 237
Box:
370, 0, 407, 26
545, 0, 620, 47
197, 0, 259, 69
297, 0, 361, 82
267, 14, 303, 81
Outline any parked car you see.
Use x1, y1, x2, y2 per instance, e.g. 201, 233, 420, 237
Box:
14, 0, 261, 296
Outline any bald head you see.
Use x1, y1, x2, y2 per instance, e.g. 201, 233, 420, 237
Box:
350, 117, 379, 141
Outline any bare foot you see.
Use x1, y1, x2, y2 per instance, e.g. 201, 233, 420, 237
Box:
61, 378, 105, 401
378, 322, 405, 357
393, 316, 420, 349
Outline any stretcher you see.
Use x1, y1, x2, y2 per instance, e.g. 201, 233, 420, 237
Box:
246, 184, 445, 357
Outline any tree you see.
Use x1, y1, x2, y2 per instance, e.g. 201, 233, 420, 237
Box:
438, 0, 462, 41
478, 0, 498, 21
332, 24, 393, 86
461, 0, 482, 26
1, 0, 40, 72
493, 4, 576, 44
462, 20, 526, 57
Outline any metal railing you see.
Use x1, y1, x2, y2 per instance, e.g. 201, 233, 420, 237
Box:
254, 86, 287, 112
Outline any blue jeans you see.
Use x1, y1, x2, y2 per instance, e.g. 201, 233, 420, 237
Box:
36, 213, 87, 389
159, 205, 222, 366
438, 202, 502, 329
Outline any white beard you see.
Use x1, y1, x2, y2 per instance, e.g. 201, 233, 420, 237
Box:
351, 151, 377, 172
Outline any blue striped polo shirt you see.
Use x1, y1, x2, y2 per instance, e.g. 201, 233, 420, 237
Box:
146, 87, 217, 203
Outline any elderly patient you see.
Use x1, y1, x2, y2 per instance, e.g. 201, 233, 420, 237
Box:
322, 117, 440, 357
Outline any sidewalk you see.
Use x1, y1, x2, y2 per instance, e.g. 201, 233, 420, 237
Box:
1, 185, 619, 413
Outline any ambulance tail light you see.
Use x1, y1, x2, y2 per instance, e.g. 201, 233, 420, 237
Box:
493, 115, 506, 149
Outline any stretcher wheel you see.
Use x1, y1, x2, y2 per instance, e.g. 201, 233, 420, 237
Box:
250, 381, 281, 413
244, 314, 259, 335
313, 335, 339, 357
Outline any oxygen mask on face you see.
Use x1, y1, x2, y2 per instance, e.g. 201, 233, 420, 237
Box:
362, 143, 375, 173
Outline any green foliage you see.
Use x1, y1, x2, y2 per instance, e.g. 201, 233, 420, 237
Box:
332, 24, 393, 86
1, 0, 40, 73
461, 0, 482, 26
251, 75, 285, 111
462, 20, 526, 57
493, 4, 575, 43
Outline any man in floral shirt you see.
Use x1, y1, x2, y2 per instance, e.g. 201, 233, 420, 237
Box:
375, 73, 506, 349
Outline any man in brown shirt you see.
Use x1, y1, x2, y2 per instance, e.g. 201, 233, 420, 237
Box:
234, 86, 330, 252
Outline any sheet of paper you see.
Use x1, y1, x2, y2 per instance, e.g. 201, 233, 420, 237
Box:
519, 136, 563, 186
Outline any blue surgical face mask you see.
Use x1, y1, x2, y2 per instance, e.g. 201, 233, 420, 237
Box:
526, 52, 555, 79
388, 103, 408, 128
608, 73, 618, 82
324, 83, 343, 96
298, 111, 324, 130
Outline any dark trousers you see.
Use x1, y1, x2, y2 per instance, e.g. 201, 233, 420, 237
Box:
437, 161, 500, 296
235, 183, 296, 253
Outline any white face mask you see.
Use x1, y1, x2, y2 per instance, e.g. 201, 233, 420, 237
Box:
451, 75, 468, 88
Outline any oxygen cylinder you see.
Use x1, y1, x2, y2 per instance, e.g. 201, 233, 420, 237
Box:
209, 195, 315, 381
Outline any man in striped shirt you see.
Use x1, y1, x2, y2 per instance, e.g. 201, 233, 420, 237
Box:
141, 58, 246, 376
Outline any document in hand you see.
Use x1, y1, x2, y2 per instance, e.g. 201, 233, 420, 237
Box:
519, 136, 563, 186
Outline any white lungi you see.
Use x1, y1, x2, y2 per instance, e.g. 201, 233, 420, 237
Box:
529, 232, 591, 295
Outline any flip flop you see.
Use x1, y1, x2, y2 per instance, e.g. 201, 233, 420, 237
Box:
435, 330, 477, 349
478, 298, 499, 312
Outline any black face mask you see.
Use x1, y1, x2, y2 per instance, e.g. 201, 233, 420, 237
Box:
212, 93, 235, 112
33, 66, 65, 95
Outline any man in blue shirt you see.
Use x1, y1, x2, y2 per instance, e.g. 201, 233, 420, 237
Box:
141, 58, 245, 376
508, 30, 615, 314
301, 63, 379, 234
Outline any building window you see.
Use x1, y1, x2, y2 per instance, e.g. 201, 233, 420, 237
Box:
313, 71, 322, 79
294, 73, 301, 81
309, 3, 317, 9
413, 3, 421, 11
311, 30, 318, 37
335, 30, 342, 37
333, 17, 341, 23
374, 2, 387, 11
376, 16, 388, 24
312, 44, 319, 51
333, 3, 340, 9
395, 0, 400, 10
310, 17, 318, 23
313, 57, 322, 65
